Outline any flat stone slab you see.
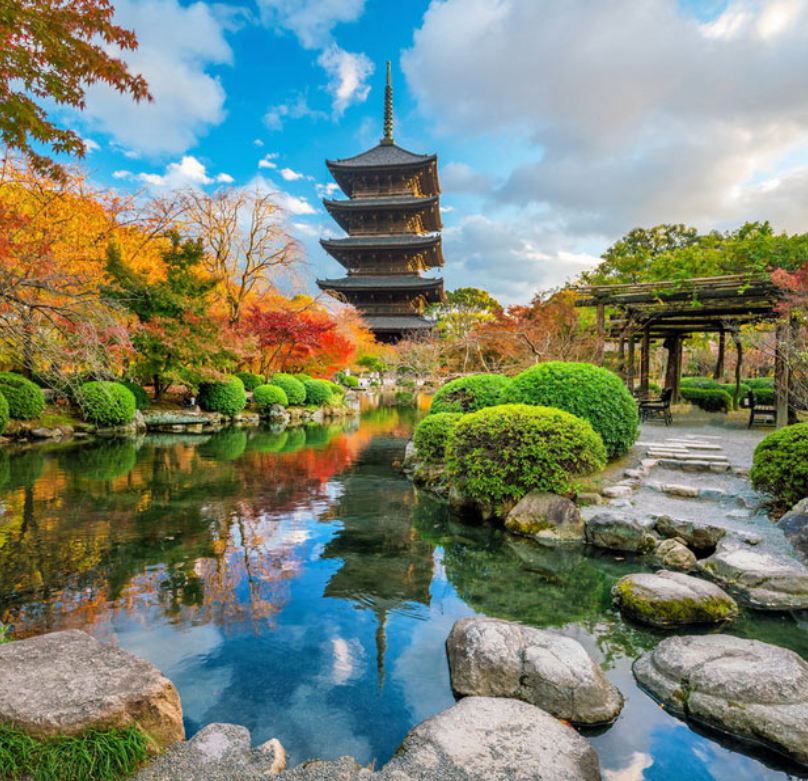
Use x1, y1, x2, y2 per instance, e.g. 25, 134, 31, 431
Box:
142, 410, 225, 427
446, 617, 623, 725
0, 629, 184, 748
584, 511, 658, 553
653, 515, 726, 550
634, 635, 808, 766
612, 571, 738, 627
700, 541, 808, 610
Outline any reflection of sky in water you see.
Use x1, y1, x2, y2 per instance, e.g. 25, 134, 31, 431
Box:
0, 408, 806, 777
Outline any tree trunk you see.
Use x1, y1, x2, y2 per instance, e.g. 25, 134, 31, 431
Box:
713, 330, 725, 381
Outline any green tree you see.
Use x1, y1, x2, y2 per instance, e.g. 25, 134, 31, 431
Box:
427, 287, 502, 341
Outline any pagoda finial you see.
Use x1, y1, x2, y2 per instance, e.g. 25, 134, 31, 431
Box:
381, 60, 394, 145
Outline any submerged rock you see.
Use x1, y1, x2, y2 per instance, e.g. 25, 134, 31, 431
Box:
612, 571, 738, 627
446, 616, 623, 725
0, 629, 184, 749
583, 511, 658, 553
504, 491, 584, 542
652, 515, 725, 551
655, 538, 698, 570
634, 635, 808, 766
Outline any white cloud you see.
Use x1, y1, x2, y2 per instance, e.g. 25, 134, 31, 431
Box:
264, 93, 327, 131
134, 155, 231, 189
258, 152, 279, 169
280, 167, 305, 181
112, 170, 132, 179
254, 139, 265, 147
82, 138, 100, 153
315, 182, 341, 198
441, 162, 492, 195
317, 44, 374, 115
275, 191, 317, 215
79, 0, 232, 155
256, 0, 367, 49
604, 752, 654, 781
216, 173, 234, 183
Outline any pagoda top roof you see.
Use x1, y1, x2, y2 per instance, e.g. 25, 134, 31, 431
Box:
363, 315, 434, 332
327, 142, 436, 171
318, 275, 443, 290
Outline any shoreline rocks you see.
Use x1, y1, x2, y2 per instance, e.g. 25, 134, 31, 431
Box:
504, 491, 584, 543
583, 510, 658, 553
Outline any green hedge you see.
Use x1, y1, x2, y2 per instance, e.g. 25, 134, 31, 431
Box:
446, 404, 607, 505
746, 377, 774, 390
303, 379, 333, 405
751, 423, 808, 507
749, 387, 774, 404
430, 374, 511, 415
680, 376, 720, 390
119, 381, 150, 410
327, 380, 345, 397
198, 376, 247, 417
294, 373, 312, 383
77, 381, 136, 427
413, 412, 463, 464
253, 384, 288, 411
0, 372, 45, 420
680, 387, 732, 413
502, 362, 638, 458
340, 374, 359, 388
270, 374, 306, 405
235, 371, 264, 392
0, 392, 8, 435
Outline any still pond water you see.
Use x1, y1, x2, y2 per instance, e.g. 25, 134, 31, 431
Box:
0, 398, 807, 780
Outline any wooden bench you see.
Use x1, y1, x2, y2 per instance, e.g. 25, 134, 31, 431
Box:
638, 388, 673, 426
747, 389, 776, 428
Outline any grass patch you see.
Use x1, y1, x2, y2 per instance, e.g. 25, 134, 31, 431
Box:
0, 626, 10, 644
0, 723, 151, 781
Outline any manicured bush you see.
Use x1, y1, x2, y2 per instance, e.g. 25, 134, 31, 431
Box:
294, 373, 312, 383
430, 374, 511, 415
303, 378, 333, 405
501, 362, 638, 458
327, 380, 345, 397
0, 391, 8, 435
198, 376, 247, 417
253, 383, 288, 411
0, 372, 45, 420
746, 377, 775, 390
680, 376, 720, 390
76, 381, 136, 427
717, 382, 751, 408
749, 387, 774, 405
750, 422, 808, 507
413, 412, 463, 464
680, 387, 732, 413
340, 374, 359, 388
446, 404, 607, 506
119, 381, 150, 410
235, 371, 264, 392
270, 374, 306, 405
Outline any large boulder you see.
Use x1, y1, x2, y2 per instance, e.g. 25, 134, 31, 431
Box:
612, 571, 738, 627
778, 497, 808, 561
700, 540, 808, 610
380, 697, 601, 781
0, 629, 183, 748
634, 635, 808, 766
446, 617, 623, 725
652, 515, 725, 551
583, 511, 658, 553
504, 491, 584, 542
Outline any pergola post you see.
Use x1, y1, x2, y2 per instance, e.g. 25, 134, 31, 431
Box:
775, 320, 790, 428
596, 303, 606, 367
732, 331, 743, 410
617, 336, 626, 383
673, 337, 683, 402
714, 329, 725, 381
640, 324, 651, 396
627, 335, 636, 391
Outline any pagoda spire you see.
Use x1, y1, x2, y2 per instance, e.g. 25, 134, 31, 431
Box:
381, 60, 394, 145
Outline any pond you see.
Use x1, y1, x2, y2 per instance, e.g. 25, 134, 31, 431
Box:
0, 398, 806, 780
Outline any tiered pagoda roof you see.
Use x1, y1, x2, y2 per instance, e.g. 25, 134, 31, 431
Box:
316, 62, 445, 343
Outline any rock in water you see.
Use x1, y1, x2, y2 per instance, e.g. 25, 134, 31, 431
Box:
504, 491, 584, 542
700, 540, 808, 610
583, 511, 658, 553
612, 571, 738, 627
381, 697, 601, 781
446, 617, 623, 725
652, 515, 725, 551
0, 629, 184, 748
655, 538, 698, 570
634, 635, 808, 766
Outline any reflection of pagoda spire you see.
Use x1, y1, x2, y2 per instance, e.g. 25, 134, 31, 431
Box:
374, 606, 388, 691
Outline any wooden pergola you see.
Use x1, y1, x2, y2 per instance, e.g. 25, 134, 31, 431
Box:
573, 274, 793, 427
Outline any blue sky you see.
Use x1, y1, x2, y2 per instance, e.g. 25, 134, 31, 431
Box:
64, 0, 808, 304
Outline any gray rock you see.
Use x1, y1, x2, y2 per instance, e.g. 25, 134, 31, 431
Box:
575, 491, 603, 506
0, 629, 183, 749
601, 484, 634, 499
656, 538, 698, 570
446, 617, 623, 725
612, 571, 738, 627
142, 410, 225, 429
634, 635, 808, 766
402, 440, 418, 471
504, 492, 583, 543
661, 484, 698, 498
652, 515, 726, 551
31, 427, 60, 439
584, 511, 658, 553
779, 502, 808, 561
281, 758, 372, 780
267, 404, 291, 426
380, 697, 601, 781
700, 540, 808, 610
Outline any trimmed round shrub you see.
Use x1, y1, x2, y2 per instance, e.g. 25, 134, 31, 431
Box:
235, 371, 264, 392
340, 374, 359, 388
0, 392, 8, 435
327, 380, 345, 397
429, 374, 511, 416
746, 377, 775, 390
680, 376, 721, 390
446, 404, 607, 505
750, 423, 808, 507
680, 387, 732, 413
294, 373, 312, 383
119, 381, 150, 410
413, 412, 463, 464
270, 374, 306, 405
77, 381, 136, 427
749, 387, 774, 405
501, 362, 638, 458
303, 378, 333, 405
198, 376, 247, 417
253, 383, 288, 411
0, 372, 45, 420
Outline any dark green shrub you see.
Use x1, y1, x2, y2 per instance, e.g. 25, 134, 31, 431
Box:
680, 387, 732, 413
198, 376, 247, 417
501, 362, 638, 458
0, 372, 45, 420
413, 413, 463, 464
327, 380, 345, 397
294, 373, 312, 383
199, 428, 248, 461
717, 382, 751, 408
746, 377, 774, 390
430, 374, 511, 415
253, 384, 288, 411
235, 371, 264, 392
751, 422, 808, 507
446, 404, 607, 506
270, 374, 306, 405
340, 374, 359, 388
680, 376, 720, 390
303, 379, 333, 405
119, 381, 150, 410
76, 381, 136, 427
750, 387, 774, 405
0, 391, 8, 434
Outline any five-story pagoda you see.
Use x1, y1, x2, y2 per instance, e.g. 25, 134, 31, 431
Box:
317, 62, 444, 343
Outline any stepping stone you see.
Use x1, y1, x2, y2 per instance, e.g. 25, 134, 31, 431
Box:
653, 515, 726, 550
584, 511, 658, 553
602, 484, 634, 499
661, 484, 699, 498
656, 539, 698, 570
612, 571, 738, 627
